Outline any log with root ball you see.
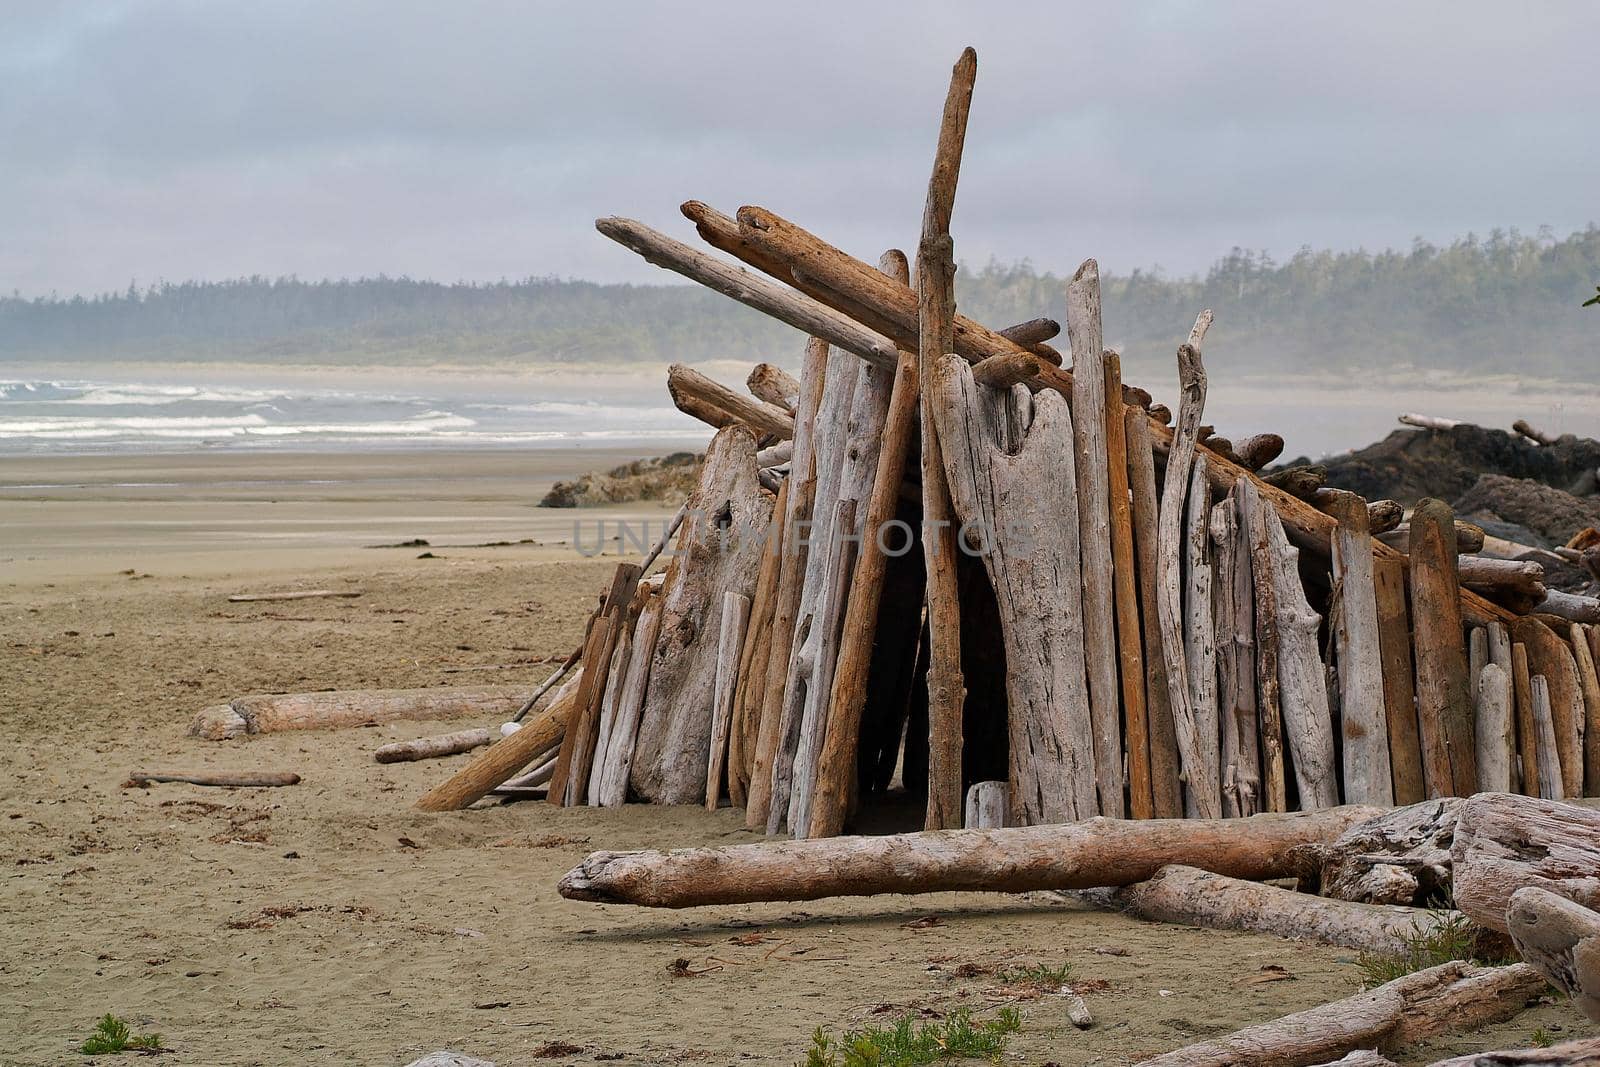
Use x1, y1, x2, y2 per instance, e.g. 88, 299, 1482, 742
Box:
557, 804, 1382, 908
1136, 960, 1544, 1067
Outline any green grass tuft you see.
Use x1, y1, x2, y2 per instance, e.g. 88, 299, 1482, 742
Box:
1354, 911, 1500, 988
1531, 1026, 1554, 1048
997, 962, 1073, 992
801, 1006, 1022, 1067
79, 1014, 164, 1056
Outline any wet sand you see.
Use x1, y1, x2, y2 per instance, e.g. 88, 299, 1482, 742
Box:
0, 448, 1583, 1065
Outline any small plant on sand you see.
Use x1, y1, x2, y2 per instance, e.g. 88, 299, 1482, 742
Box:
1531, 1026, 1554, 1048
79, 1014, 164, 1055
1354, 911, 1498, 988
801, 1006, 1021, 1067
997, 961, 1073, 993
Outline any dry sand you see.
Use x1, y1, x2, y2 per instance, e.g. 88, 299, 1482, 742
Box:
0, 449, 1585, 1065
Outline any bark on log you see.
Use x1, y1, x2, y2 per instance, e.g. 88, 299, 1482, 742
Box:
668, 363, 795, 439
415, 671, 583, 811
1328, 490, 1396, 805
190, 685, 532, 741
1426, 1037, 1600, 1065
747, 363, 800, 412
1515, 618, 1585, 798
1451, 792, 1600, 932
125, 771, 300, 788
1109, 863, 1468, 953
558, 804, 1383, 908
916, 47, 976, 832
1158, 342, 1220, 817
631, 427, 774, 804
1506, 886, 1600, 1022
1105, 352, 1152, 819
705, 591, 751, 809
1066, 261, 1125, 817
747, 337, 829, 828
1477, 663, 1515, 794
1240, 478, 1290, 812
933, 356, 1097, 824
1411, 499, 1478, 797
1318, 797, 1462, 906
375, 728, 495, 764
596, 595, 664, 807
964, 781, 1008, 829
1128, 408, 1184, 818
1374, 557, 1427, 805
809, 252, 921, 838
1184, 457, 1221, 817
1135, 961, 1544, 1067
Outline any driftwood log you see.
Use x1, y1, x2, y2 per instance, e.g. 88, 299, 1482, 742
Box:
227, 589, 361, 603
747, 363, 800, 412
1240, 478, 1290, 812
1106, 351, 1153, 818
1127, 408, 1184, 817
1317, 797, 1462, 906
125, 770, 300, 788
595, 594, 663, 807
1374, 556, 1427, 804
1516, 617, 1585, 798
1328, 490, 1395, 805
705, 590, 751, 809
557, 804, 1382, 907
414, 671, 582, 811
1412, 499, 1478, 797
191, 685, 530, 741
1506, 886, 1600, 1022
374, 728, 495, 764
1136, 961, 1544, 1067
1452, 792, 1600, 932
1184, 456, 1221, 817
1426, 1038, 1600, 1066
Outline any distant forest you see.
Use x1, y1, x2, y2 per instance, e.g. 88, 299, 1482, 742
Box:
4, 225, 1597, 379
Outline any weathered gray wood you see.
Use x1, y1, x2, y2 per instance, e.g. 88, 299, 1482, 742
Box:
1540, 589, 1600, 624
747, 363, 801, 412
1318, 797, 1462, 906
1220, 488, 1263, 816
1065, 260, 1124, 817
705, 591, 751, 809
630, 428, 775, 804
1127, 408, 1184, 818
1238, 478, 1289, 812
964, 781, 1009, 829
668, 363, 796, 439
1506, 886, 1600, 1023
934, 356, 1098, 824
585, 621, 634, 805
1157, 341, 1220, 818
1184, 457, 1220, 817
596, 595, 663, 807
1476, 662, 1514, 794
1534, 676, 1566, 799
1452, 792, 1600, 932
1328, 490, 1395, 806
374, 728, 495, 764
1425, 1037, 1600, 1065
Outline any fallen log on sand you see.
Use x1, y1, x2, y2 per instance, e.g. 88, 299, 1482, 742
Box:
227, 589, 362, 603
124, 770, 300, 788
557, 804, 1381, 907
1427, 1038, 1600, 1065
1506, 886, 1600, 1022
1106, 864, 1465, 953
374, 728, 495, 764
1452, 792, 1600, 932
190, 685, 530, 741
1136, 960, 1544, 1067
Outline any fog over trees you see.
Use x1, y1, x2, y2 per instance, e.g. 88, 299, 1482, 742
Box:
5, 225, 1597, 380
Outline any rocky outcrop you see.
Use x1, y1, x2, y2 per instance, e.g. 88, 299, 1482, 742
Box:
539, 452, 701, 508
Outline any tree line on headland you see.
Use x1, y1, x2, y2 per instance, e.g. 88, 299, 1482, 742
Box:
4, 225, 1596, 380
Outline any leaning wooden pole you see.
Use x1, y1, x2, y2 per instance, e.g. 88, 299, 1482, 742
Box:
1105, 351, 1152, 819
917, 46, 976, 831
1410, 498, 1477, 797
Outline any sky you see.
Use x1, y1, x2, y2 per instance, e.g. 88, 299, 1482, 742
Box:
2, 1, 1594, 298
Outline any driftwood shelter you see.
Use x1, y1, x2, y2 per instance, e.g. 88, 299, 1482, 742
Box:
191, 46, 1600, 1063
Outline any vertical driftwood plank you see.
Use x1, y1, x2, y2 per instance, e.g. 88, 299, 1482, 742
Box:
1571, 624, 1600, 796
551, 563, 640, 806
595, 594, 663, 807
916, 48, 977, 832
1239, 478, 1288, 813
1065, 262, 1124, 817
727, 480, 786, 807
1475, 662, 1514, 793
747, 338, 829, 828
587, 620, 634, 806
1212, 498, 1241, 818
630, 428, 774, 804
1126, 409, 1183, 818
705, 591, 752, 810
1183, 458, 1219, 817
1156, 341, 1220, 818
1514, 617, 1584, 798
1258, 493, 1340, 808
1511, 641, 1538, 796
1531, 675, 1564, 800
1225, 488, 1262, 816
1488, 621, 1513, 790
1326, 489, 1394, 806
1104, 351, 1151, 819
1409, 498, 1477, 797
934, 359, 1098, 825
808, 250, 919, 839
963, 781, 1008, 829
1373, 557, 1426, 806
1469, 627, 1488, 709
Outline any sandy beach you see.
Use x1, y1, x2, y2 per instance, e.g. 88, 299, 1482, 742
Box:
0, 447, 1584, 1065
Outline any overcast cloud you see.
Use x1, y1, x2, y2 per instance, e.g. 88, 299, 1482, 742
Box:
1, 1, 1593, 297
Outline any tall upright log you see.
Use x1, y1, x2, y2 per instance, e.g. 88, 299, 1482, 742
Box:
933, 357, 1097, 824
1327, 490, 1395, 805
630, 428, 774, 804
916, 46, 976, 831
1476, 663, 1514, 794
558, 804, 1384, 908
810, 252, 923, 839
1532, 676, 1566, 800
747, 337, 829, 828
1184, 457, 1220, 817
1127, 409, 1184, 818
727, 481, 785, 806
1157, 341, 1221, 818
1240, 478, 1289, 812
550, 563, 639, 806
705, 591, 751, 809
1105, 351, 1152, 819
1515, 616, 1585, 798
1571, 624, 1600, 795
595, 594, 663, 807
1410, 498, 1477, 797
1219, 488, 1263, 816
1065, 262, 1124, 817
